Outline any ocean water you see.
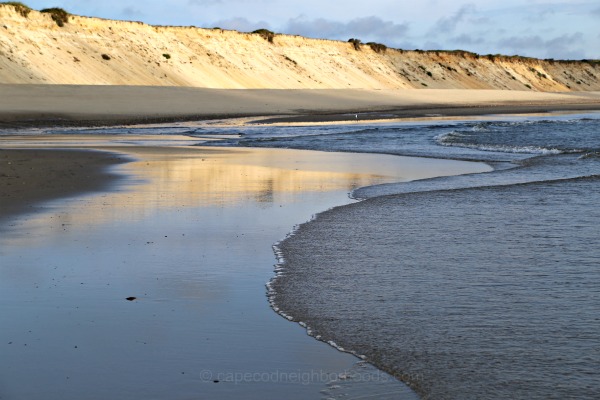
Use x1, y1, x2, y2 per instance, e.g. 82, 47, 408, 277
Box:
3, 112, 599, 399
257, 113, 600, 399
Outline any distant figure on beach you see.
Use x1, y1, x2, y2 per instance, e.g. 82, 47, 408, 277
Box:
355, 114, 358, 121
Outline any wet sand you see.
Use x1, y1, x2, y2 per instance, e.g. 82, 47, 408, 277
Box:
1, 87, 598, 397
0, 134, 493, 399
0, 149, 128, 221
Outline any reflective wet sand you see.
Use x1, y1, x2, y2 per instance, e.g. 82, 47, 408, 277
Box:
0, 136, 490, 399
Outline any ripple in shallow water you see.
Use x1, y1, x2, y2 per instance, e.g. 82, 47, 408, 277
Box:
271, 176, 600, 400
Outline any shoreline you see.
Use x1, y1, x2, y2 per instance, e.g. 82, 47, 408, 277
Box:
4, 102, 600, 129
1, 94, 597, 236
251, 102, 600, 124
0, 87, 600, 396
0, 140, 489, 399
0, 84, 600, 396
3, 86, 597, 222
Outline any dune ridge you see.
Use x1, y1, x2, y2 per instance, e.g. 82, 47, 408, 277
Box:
1, 5, 599, 91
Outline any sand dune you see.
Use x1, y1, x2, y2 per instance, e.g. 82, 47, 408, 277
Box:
1, 5, 599, 91
1, 5, 599, 126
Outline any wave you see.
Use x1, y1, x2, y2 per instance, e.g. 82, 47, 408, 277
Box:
267, 218, 370, 362
258, 112, 600, 399
435, 132, 568, 154
579, 151, 600, 160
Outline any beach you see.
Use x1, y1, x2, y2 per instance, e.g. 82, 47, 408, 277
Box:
2, 85, 600, 127
0, 123, 494, 399
3, 85, 597, 220
2, 3, 600, 398
1, 87, 599, 399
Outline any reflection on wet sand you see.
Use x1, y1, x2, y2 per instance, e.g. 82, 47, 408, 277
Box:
120, 147, 398, 207
0, 137, 489, 400
7, 144, 487, 240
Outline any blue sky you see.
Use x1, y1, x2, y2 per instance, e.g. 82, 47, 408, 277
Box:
22, 0, 600, 59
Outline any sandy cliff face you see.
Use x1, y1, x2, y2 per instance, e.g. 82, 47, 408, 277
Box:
1, 5, 599, 90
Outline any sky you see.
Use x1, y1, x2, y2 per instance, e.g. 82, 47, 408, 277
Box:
22, 0, 600, 60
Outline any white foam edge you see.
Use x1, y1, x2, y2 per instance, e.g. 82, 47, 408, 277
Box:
266, 211, 369, 362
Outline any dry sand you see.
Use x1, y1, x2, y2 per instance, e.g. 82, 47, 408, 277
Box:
1, 84, 600, 127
